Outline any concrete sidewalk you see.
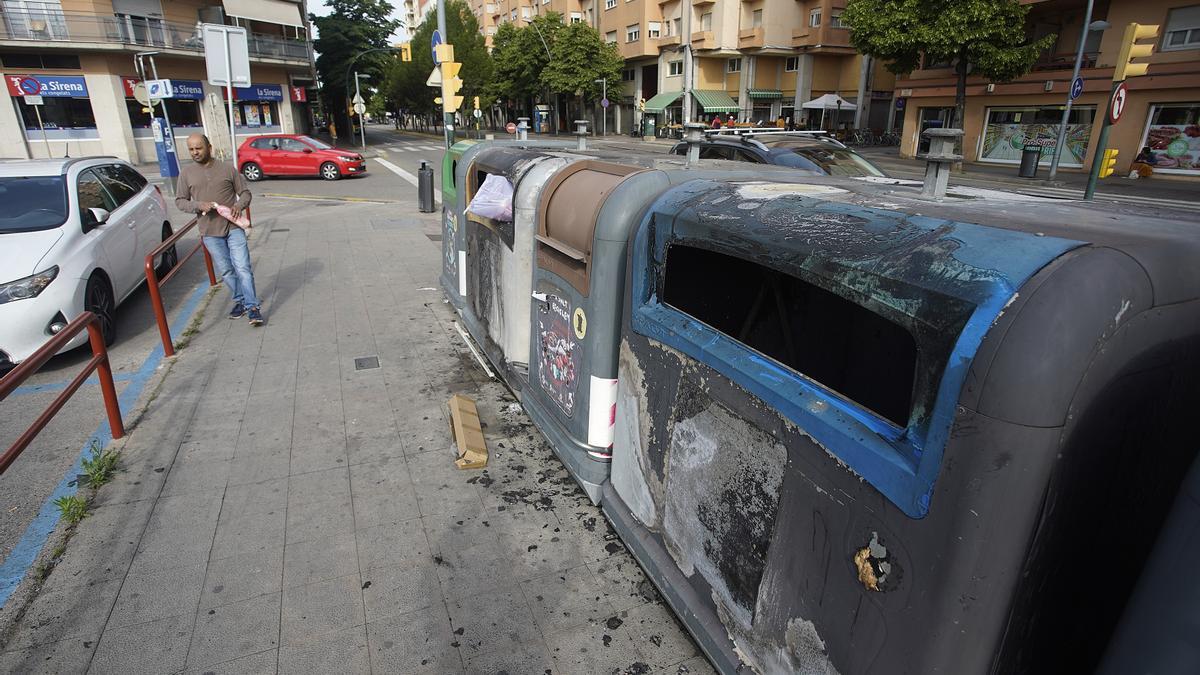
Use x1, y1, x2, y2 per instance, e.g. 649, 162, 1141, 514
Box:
0, 191, 708, 673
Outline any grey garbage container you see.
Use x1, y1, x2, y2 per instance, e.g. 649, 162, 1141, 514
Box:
1018, 144, 1042, 178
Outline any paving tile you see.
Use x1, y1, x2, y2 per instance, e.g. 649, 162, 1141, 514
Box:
161, 452, 234, 498
280, 575, 364, 646
447, 587, 539, 660
521, 564, 617, 635
286, 467, 350, 508
201, 548, 284, 609
355, 517, 430, 572
431, 539, 517, 602
282, 531, 358, 589
108, 561, 205, 629
366, 605, 460, 674
89, 612, 194, 674
278, 624, 370, 675
134, 493, 222, 571
182, 648, 277, 674
209, 507, 286, 561
0, 636, 95, 674
495, 510, 588, 582
420, 502, 497, 555
4, 576, 122, 650
227, 450, 291, 486
360, 561, 441, 623
615, 602, 700, 670
669, 655, 719, 674
218, 477, 289, 521
588, 552, 663, 613
284, 495, 355, 545
463, 639, 555, 675
545, 618, 648, 675
186, 592, 281, 670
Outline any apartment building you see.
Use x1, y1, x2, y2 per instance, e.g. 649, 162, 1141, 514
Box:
894, 0, 1200, 179
0, 0, 316, 163
470, 0, 895, 134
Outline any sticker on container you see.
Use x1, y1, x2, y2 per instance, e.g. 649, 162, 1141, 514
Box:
573, 307, 587, 340
536, 293, 579, 417
586, 376, 618, 454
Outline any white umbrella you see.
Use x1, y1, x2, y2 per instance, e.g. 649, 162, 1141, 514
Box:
802, 94, 857, 130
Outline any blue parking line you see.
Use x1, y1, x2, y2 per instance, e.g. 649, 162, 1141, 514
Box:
9, 372, 140, 397
0, 282, 210, 609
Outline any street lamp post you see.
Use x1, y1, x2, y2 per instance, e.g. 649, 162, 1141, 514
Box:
1048, 3, 1107, 181
594, 78, 606, 136
529, 20, 558, 135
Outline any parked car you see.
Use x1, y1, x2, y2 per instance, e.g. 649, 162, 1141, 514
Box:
0, 158, 176, 369
238, 134, 367, 182
670, 131, 887, 177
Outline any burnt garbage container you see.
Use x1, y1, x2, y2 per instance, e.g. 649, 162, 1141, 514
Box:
602, 175, 1200, 674
1018, 143, 1042, 178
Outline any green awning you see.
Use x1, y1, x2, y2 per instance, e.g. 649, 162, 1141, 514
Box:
643, 90, 682, 113
692, 89, 739, 113
748, 89, 783, 99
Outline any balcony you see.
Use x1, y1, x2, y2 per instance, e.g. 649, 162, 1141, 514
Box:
738, 26, 763, 48
0, 9, 312, 63
691, 30, 713, 48
656, 33, 681, 46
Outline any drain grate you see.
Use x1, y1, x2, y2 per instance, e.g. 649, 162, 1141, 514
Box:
426, 233, 442, 241
353, 356, 380, 370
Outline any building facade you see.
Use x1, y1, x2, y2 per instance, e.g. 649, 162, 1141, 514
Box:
894, 0, 1200, 179
0, 0, 316, 163
469, 0, 895, 134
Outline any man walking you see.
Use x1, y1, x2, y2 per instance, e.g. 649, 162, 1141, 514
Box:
176, 133, 264, 326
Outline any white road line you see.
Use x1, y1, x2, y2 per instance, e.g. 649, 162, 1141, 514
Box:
375, 156, 442, 204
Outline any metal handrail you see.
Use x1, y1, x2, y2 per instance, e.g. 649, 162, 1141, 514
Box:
0, 312, 123, 475
145, 216, 217, 358
0, 9, 312, 61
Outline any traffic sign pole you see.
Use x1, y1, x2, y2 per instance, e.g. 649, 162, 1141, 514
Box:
1084, 79, 1123, 200
1048, 0, 1095, 182
434, 10, 453, 149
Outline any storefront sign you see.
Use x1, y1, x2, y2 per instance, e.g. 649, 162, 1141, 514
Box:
289, 85, 307, 102
225, 84, 284, 101
1139, 104, 1200, 175
5, 74, 88, 97
121, 77, 140, 98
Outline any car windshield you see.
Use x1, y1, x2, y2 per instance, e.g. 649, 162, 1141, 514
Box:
770, 145, 886, 177
300, 136, 332, 150
0, 176, 69, 233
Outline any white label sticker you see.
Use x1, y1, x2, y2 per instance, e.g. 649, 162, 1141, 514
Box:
587, 376, 619, 450
458, 250, 466, 296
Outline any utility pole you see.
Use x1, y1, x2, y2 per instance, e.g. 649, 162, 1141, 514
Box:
1084, 22, 1158, 200
595, 78, 606, 136
1048, 0, 1097, 181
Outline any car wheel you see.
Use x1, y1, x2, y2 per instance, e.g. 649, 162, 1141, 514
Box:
84, 275, 116, 347
242, 162, 263, 181
156, 223, 177, 278
320, 162, 341, 181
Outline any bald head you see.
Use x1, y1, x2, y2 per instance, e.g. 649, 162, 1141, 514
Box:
186, 133, 213, 164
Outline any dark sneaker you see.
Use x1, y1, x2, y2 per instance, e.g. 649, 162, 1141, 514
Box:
247, 307, 264, 326
228, 302, 246, 319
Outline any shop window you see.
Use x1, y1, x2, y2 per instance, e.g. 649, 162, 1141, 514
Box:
668, 60, 683, 76
727, 58, 741, 73
1163, 5, 1200, 51
979, 105, 1096, 167
785, 56, 799, 72
18, 97, 95, 131
235, 102, 278, 128
662, 244, 917, 426
125, 99, 202, 129
1140, 103, 1200, 173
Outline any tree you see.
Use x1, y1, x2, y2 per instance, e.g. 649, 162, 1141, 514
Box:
487, 14, 563, 117
389, 0, 492, 121
312, 0, 401, 140
842, 0, 1055, 131
541, 21, 624, 125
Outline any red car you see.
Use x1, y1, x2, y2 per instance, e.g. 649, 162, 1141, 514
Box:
238, 134, 366, 181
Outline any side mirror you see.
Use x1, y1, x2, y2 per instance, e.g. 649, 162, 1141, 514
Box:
302, 148, 313, 153
85, 207, 110, 230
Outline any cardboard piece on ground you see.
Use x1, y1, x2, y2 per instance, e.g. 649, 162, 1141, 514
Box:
448, 394, 488, 469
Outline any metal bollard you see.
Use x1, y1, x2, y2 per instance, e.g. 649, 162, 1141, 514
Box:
918, 128, 963, 200
418, 160, 435, 212
574, 120, 589, 150
517, 117, 530, 141
683, 122, 707, 167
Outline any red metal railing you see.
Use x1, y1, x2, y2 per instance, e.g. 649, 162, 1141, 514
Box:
0, 312, 123, 475
145, 216, 218, 358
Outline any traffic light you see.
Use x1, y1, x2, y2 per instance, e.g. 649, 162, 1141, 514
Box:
473, 96, 480, 110
394, 42, 412, 62
442, 60, 463, 112
1113, 22, 1159, 81
1098, 148, 1119, 178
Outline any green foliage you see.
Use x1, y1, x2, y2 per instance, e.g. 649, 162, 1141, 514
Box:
81, 441, 119, 487
311, 0, 402, 128
540, 21, 624, 105
381, 0, 493, 115
487, 14, 563, 105
842, 0, 1055, 126
54, 495, 88, 525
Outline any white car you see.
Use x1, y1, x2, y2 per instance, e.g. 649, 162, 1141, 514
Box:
0, 157, 176, 369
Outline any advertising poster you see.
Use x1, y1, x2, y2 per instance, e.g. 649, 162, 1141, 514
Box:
1140, 104, 1200, 175
536, 293, 579, 417
245, 104, 261, 127
262, 105, 272, 126
980, 122, 1092, 166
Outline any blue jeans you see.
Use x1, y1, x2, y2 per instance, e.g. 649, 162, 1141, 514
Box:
203, 228, 259, 309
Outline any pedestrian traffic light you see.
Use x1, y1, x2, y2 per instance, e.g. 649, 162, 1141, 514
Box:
1113, 22, 1159, 81
442, 60, 463, 112
1098, 148, 1119, 178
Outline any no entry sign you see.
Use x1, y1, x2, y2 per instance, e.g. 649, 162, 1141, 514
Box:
1109, 81, 1128, 124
